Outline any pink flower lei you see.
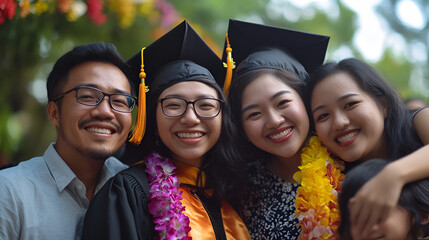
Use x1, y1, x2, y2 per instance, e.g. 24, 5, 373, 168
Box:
145, 153, 192, 240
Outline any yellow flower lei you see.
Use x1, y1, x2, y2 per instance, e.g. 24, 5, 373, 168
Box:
293, 136, 345, 240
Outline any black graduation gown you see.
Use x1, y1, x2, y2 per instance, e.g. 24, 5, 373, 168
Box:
81, 164, 231, 240
81, 164, 155, 240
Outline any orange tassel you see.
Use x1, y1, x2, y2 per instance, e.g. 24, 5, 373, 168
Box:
129, 48, 149, 145
223, 33, 235, 97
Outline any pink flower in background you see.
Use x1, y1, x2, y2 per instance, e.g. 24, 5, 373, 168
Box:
155, 0, 178, 27
86, 0, 107, 25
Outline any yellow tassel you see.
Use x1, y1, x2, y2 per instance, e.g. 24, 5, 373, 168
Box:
223, 33, 235, 97
129, 47, 149, 145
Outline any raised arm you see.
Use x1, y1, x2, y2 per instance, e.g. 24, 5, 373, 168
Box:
349, 108, 429, 238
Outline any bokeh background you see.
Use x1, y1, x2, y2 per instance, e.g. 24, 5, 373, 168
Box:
1, 0, 428, 166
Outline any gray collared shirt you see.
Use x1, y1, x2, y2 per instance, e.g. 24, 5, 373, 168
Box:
0, 143, 128, 240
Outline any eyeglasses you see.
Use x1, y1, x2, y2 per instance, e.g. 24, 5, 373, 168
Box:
53, 86, 137, 113
159, 97, 224, 118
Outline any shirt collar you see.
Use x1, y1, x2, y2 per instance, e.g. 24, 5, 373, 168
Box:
44, 143, 123, 193
43, 143, 77, 192
94, 157, 124, 193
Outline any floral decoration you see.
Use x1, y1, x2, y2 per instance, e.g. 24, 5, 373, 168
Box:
86, 0, 106, 25
0, 0, 18, 24
145, 153, 192, 240
0, 0, 179, 28
293, 136, 345, 240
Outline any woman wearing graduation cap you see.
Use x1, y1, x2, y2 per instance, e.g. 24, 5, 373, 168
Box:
81, 21, 251, 240
223, 19, 342, 239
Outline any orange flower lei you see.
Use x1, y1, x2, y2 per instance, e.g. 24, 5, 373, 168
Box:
293, 136, 345, 239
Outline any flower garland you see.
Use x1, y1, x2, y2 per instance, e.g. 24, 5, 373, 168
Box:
145, 153, 192, 240
293, 136, 345, 240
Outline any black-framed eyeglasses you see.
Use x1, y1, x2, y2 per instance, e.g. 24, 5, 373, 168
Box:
53, 86, 137, 113
159, 97, 224, 118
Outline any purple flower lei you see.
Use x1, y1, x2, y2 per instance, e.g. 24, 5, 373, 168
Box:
145, 153, 192, 240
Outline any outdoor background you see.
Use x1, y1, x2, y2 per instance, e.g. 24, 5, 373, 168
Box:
1, 0, 428, 165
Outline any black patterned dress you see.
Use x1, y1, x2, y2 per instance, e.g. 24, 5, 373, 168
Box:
241, 161, 300, 240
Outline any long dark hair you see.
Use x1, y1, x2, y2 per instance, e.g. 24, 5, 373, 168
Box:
123, 78, 245, 203
228, 68, 307, 163
306, 58, 422, 161
338, 159, 429, 239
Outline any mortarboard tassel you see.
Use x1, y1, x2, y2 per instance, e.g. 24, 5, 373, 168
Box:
223, 33, 235, 96
129, 47, 149, 145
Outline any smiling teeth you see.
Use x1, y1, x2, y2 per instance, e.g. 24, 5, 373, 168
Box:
269, 128, 292, 140
177, 132, 203, 138
87, 127, 112, 134
337, 131, 358, 143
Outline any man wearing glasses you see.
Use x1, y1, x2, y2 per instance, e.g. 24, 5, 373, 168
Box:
0, 42, 134, 240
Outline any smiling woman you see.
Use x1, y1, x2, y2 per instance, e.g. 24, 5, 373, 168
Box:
306, 57, 429, 239
156, 81, 222, 168
224, 19, 334, 239
307, 58, 422, 165
240, 73, 309, 160
310, 71, 387, 163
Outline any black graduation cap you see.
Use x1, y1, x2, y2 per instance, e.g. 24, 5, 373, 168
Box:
221, 19, 329, 90
127, 20, 223, 144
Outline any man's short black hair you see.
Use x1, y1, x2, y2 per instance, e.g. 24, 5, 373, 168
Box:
46, 42, 133, 102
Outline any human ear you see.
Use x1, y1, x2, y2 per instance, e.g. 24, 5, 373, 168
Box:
47, 102, 60, 127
